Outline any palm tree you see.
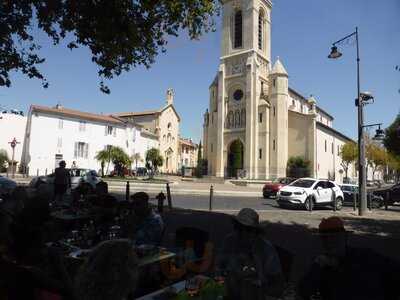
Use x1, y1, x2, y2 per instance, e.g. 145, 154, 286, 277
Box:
95, 148, 112, 177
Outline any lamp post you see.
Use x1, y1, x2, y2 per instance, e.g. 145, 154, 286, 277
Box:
8, 137, 20, 179
328, 27, 371, 216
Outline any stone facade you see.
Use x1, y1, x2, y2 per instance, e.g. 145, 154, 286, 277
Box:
117, 89, 181, 173
203, 0, 358, 182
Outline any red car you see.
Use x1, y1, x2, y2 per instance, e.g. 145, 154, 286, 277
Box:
263, 178, 295, 198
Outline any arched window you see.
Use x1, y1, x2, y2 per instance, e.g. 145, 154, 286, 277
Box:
234, 10, 243, 48
258, 9, 265, 50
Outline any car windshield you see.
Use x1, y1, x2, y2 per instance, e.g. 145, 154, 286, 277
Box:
290, 179, 315, 188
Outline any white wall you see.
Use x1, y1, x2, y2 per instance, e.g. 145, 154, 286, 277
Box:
25, 112, 158, 176
316, 125, 355, 183
0, 113, 27, 166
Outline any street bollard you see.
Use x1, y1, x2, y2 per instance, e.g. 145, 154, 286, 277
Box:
209, 185, 214, 211
367, 193, 372, 211
308, 196, 313, 212
126, 181, 130, 202
333, 190, 337, 212
385, 191, 389, 211
156, 192, 166, 213
166, 183, 172, 209
37, 169, 39, 176
353, 192, 357, 211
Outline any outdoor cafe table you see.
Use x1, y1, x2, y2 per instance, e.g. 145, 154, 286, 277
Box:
68, 247, 176, 268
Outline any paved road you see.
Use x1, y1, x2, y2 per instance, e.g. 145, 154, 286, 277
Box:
111, 191, 355, 213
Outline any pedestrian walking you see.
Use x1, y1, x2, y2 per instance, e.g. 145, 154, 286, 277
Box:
54, 161, 71, 203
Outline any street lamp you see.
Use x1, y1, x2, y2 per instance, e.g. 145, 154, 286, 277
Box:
328, 27, 370, 216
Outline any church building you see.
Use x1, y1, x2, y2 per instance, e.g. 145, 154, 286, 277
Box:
203, 0, 356, 182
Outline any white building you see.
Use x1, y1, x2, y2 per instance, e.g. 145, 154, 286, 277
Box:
22, 104, 158, 176
178, 138, 199, 169
0, 112, 27, 168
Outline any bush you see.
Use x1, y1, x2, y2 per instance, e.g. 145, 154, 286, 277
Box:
287, 156, 311, 178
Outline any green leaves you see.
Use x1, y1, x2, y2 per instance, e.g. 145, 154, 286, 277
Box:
1, 0, 220, 92
287, 156, 311, 178
145, 148, 163, 172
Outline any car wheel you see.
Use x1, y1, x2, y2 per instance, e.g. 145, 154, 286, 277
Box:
304, 197, 314, 211
335, 197, 343, 211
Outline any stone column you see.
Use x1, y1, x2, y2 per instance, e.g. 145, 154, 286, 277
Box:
245, 57, 254, 179
215, 63, 226, 178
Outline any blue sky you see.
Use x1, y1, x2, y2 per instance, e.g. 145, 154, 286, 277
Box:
1, 0, 399, 142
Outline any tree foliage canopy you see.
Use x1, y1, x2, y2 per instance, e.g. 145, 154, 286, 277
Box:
0, 149, 9, 170
339, 142, 358, 179
145, 148, 163, 174
0, 0, 220, 92
287, 156, 311, 178
384, 113, 400, 157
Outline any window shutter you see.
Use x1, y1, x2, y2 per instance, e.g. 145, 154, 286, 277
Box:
84, 143, 89, 159
74, 142, 78, 158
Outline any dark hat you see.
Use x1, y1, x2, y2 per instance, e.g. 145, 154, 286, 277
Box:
234, 208, 260, 228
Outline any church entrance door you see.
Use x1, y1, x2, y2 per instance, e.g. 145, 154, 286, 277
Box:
227, 140, 244, 178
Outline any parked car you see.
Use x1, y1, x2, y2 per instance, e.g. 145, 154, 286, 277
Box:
373, 183, 400, 206
263, 177, 295, 198
339, 184, 384, 208
0, 175, 17, 196
277, 178, 344, 210
29, 168, 102, 194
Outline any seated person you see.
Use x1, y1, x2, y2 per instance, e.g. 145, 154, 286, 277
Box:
218, 208, 285, 300
75, 239, 138, 300
124, 192, 164, 246
4, 221, 75, 300
298, 217, 400, 300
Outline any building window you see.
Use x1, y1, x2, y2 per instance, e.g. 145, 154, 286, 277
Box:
211, 114, 214, 124
74, 142, 89, 159
337, 145, 340, 156
273, 140, 276, 151
259, 148, 262, 159
185, 158, 189, 166
273, 79, 276, 87
79, 121, 86, 132
211, 143, 213, 152
292, 99, 295, 107
273, 106, 276, 117
259, 113, 263, 123
57, 137, 62, 148
325, 140, 327, 152
58, 119, 63, 129
234, 10, 243, 48
105, 125, 116, 136
168, 122, 172, 130
332, 142, 334, 154
258, 9, 264, 50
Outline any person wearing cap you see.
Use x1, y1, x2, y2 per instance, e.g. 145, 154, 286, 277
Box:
218, 208, 285, 299
53, 160, 71, 203
298, 216, 400, 300
123, 192, 164, 246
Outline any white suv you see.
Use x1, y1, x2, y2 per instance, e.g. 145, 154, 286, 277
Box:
277, 178, 344, 210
